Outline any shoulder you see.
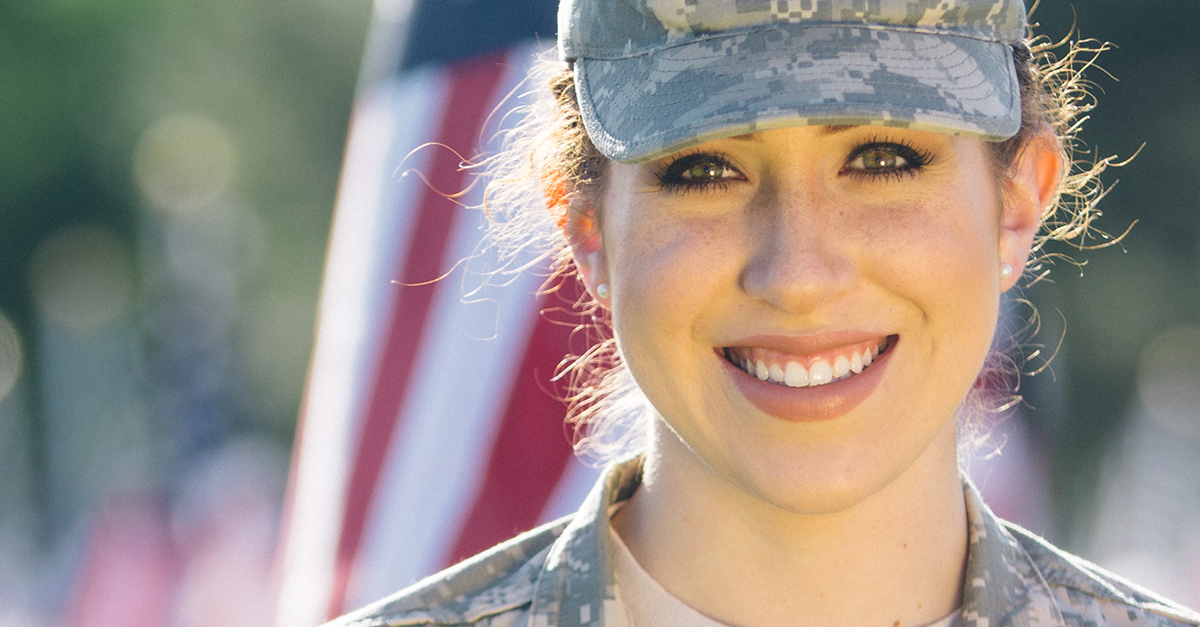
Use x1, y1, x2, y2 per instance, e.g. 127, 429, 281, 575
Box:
324, 516, 572, 627
1003, 521, 1200, 627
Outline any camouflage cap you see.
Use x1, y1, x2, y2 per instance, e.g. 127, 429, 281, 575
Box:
558, 0, 1027, 163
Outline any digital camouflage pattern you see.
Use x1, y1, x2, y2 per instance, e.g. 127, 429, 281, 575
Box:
326, 457, 1200, 627
557, 0, 1026, 162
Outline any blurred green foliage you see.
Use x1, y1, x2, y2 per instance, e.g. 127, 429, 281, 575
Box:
0, 0, 371, 434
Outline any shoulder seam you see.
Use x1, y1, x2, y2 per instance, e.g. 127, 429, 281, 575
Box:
1003, 522, 1200, 625
1142, 602, 1200, 626
330, 517, 571, 627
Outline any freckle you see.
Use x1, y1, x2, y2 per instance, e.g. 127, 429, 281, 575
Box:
903, 543, 908, 549
918, 603, 923, 609
893, 621, 900, 627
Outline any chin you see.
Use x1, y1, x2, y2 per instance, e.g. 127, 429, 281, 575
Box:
725, 455, 912, 516
682, 408, 964, 518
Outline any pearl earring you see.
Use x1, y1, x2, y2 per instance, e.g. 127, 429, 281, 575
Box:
596, 283, 610, 299
1000, 263, 1013, 279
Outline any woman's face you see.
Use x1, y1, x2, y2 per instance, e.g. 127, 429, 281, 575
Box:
574, 125, 1043, 514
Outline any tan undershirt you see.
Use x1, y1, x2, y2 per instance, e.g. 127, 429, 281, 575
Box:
609, 527, 960, 627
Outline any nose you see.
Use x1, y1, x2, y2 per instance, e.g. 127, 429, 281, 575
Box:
739, 188, 855, 316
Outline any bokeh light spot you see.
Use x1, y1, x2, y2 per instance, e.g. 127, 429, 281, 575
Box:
29, 225, 135, 332
1137, 325, 1200, 440
134, 114, 237, 213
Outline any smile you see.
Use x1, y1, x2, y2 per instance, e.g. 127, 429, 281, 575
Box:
723, 337, 890, 388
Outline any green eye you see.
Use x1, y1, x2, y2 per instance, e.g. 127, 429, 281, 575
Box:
684, 161, 727, 180
857, 147, 908, 170
657, 152, 745, 192
844, 141, 932, 179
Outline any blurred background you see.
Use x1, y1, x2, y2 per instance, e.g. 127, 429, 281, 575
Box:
2, 0, 1200, 625
1, 0, 369, 624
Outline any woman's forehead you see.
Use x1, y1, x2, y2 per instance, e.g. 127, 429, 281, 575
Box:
726, 126, 857, 142
667, 125, 951, 153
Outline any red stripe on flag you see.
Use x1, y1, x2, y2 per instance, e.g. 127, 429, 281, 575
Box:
327, 53, 507, 619
444, 283, 583, 565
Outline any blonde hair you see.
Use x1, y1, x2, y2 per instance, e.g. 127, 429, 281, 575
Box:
479, 29, 1118, 464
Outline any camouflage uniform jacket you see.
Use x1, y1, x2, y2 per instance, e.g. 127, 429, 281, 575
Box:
328, 458, 1200, 627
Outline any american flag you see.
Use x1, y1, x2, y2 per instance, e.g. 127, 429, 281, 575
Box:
271, 2, 599, 626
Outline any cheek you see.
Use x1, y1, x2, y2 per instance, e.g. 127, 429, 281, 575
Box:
598, 194, 745, 409
860, 169, 1002, 286
869, 183, 1004, 370
604, 212, 731, 343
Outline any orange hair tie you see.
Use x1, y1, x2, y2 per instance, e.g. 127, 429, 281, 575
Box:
541, 170, 571, 232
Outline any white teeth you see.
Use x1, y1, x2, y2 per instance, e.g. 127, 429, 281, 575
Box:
784, 361, 808, 387
733, 339, 889, 387
809, 360, 833, 386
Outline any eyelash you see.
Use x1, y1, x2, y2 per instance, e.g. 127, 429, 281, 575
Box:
654, 137, 935, 192
842, 137, 934, 181
654, 151, 742, 194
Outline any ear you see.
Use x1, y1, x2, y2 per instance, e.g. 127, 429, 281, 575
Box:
999, 125, 1062, 292
563, 194, 611, 307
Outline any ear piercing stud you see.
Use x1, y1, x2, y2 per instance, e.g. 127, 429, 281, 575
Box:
1000, 263, 1014, 279
596, 283, 610, 299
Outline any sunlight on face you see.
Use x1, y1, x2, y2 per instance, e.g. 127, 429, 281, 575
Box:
593, 125, 1007, 514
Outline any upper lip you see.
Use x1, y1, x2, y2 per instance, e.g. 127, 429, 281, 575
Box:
719, 330, 892, 357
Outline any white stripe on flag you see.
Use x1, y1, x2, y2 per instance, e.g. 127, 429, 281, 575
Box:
349, 45, 548, 605
274, 67, 447, 627
346, 67, 448, 446
539, 458, 603, 525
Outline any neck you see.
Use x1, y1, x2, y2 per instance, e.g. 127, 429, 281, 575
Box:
611, 419, 967, 627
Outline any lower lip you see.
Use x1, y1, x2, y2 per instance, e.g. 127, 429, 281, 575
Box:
718, 339, 894, 422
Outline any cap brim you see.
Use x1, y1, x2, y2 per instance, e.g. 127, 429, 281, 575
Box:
575, 24, 1021, 163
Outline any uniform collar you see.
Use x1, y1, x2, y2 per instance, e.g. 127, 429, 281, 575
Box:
528, 456, 641, 627
960, 477, 1067, 627
529, 457, 1068, 627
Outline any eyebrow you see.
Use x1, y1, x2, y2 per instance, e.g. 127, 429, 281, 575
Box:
820, 124, 857, 135
727, 132, 761, 142
728, 124, 859, 142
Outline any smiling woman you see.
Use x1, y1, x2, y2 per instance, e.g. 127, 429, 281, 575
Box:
326, 2, 1199, 627
587, 126, 1025, 523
